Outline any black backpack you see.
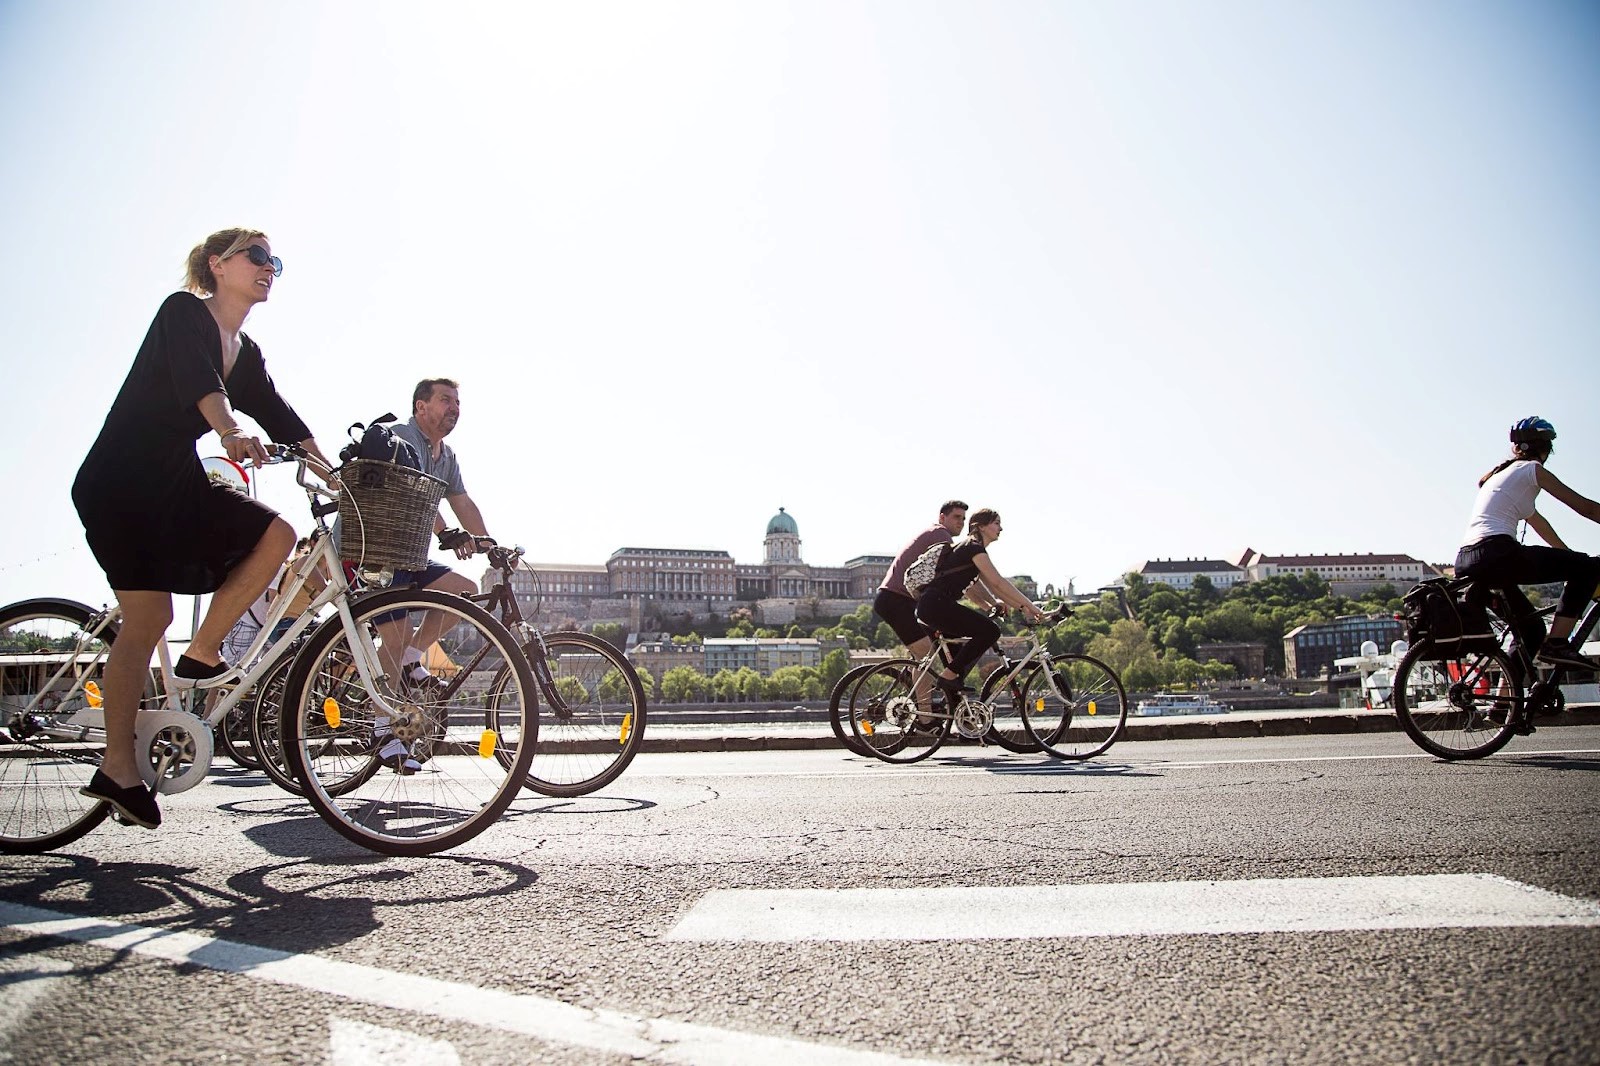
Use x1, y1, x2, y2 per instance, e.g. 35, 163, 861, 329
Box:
338, 413, 421, 471
1400, 579, 1495, 649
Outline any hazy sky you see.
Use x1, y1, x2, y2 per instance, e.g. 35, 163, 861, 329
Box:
2, 1, 1597, 612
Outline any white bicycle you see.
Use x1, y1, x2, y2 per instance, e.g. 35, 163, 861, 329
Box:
0, 445, 536, 856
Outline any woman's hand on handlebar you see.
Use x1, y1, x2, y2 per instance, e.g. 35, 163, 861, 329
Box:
223, 431, 269, 468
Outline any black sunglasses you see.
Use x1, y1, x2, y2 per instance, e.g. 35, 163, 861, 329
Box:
237, 244, 283, 276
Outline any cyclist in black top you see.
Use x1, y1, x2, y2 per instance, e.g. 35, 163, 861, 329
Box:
915, 508, 1044, 696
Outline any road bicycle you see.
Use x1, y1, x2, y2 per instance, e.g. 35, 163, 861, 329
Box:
466, 540, 648, 797
0, 445, 536, 856
846, 604, 1128, 764
1392, 577, 1600, 760
827, 632, 1046, 757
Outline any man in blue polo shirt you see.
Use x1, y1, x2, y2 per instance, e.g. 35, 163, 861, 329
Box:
370, 377, 495, 771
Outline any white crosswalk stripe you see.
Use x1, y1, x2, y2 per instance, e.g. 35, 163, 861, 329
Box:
666, 873, 1600, 942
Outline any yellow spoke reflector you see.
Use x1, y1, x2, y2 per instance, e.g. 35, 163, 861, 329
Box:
86, 681, 103, 708
1034, 697, 1045, 712
1088, 701, 1097, 715
322, 698, 342, 728
478, 730, 497, 758
859, 720, 874, 736
619, 713, 633, 745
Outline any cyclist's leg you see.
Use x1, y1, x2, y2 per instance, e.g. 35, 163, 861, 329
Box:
186, 517, 296, 669
873, 589, 937, 710
99, 591, 171, 789
916, 596, 996, 687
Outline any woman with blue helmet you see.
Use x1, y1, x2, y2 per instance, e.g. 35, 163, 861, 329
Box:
1455, 416, 1600, 669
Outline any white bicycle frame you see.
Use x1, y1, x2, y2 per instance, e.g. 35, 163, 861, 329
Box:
22, 455, 401, 790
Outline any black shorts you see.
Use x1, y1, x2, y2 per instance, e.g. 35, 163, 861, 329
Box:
873, 588, 929, 647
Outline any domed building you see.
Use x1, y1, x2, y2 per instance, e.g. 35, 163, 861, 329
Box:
497, 506, 892, 626
734, 507, 884, 603
763, 507, 802, 565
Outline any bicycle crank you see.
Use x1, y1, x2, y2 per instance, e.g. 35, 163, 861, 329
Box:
953, 696, 994, 739
134, 709, 213, 794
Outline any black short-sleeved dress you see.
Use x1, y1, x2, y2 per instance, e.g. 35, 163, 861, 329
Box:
72, 292, 311, 594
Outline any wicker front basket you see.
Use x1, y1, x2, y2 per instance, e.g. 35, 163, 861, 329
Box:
337, 459, 449, 571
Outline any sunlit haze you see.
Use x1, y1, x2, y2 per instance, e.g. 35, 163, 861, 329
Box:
2, 1, 1597, 612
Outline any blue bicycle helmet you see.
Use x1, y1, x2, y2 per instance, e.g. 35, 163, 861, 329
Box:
1509, 416, 1556, 445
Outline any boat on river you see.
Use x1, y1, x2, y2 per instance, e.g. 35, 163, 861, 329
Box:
1133, 693, 1231, 716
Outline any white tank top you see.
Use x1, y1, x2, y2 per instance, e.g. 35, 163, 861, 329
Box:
1460, 460, 1541, 547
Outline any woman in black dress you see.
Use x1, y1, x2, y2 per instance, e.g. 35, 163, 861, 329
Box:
914, 508, 1046, 697
72, 228, 334, 829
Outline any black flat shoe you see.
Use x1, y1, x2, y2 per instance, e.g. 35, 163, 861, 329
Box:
80, 769, 161, 829
172, 654, 230, 689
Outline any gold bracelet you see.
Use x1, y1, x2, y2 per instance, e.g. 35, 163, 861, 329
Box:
220, 427, 244, 442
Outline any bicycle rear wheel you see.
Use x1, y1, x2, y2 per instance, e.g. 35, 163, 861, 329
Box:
1393, 638, 1523, 760
0, 598, 116, 852
848, 659, 949, 764
1022, 654, 1127, 760
487, 631, 645, 797
281, 590, 536, 856
828, 662, 879, 757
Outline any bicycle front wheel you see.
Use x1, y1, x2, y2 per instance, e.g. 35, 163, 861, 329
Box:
281, 589, 536, 856
0, 598, 116, 852
848, 659, 949, 764
488, 631, 645, 798
1022, 654, 1127, 760
216, 694, 262, 771
1393, 638, 1523, 760
980, 662, 1043, 754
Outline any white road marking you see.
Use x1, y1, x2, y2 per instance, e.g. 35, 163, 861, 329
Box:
0, 902, 941, 1066
629, 747, 1600, 778
665, 874, 1600, 943
0, 953, 71, 1064
330, 1018, 461, 1065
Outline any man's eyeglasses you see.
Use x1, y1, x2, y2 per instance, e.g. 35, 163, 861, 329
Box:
236, 245, 283, 276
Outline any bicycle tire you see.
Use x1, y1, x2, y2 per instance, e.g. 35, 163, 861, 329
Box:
281, 589, 536, 856
487, 631, 645, 798
215, 694, 263, 770
1022, 654, 1127, 760
979, 661, 1045, 754
0, 598, 116, 852
827, 662, 880, 757
1392, 637, 1523, 760
848, 658, 949, 764
250, 641, 378, 798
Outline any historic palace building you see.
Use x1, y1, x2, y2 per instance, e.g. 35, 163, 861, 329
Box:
488, 508, 892, 625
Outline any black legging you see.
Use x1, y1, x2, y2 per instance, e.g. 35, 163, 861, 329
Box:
915, 593, 999, 682
1457, 535, 1600, 646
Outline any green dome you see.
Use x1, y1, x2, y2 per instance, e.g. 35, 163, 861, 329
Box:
766, 507, 799, 536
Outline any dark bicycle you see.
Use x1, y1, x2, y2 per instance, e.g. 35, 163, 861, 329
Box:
1392, 576, 1600, 759
468, 540, 648, 797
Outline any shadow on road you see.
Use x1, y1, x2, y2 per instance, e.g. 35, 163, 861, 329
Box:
0, 850, 540, 959
927, 753, 1159, 778
1503, 754, 1600, 773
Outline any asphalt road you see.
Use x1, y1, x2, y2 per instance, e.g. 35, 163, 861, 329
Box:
4, 728, 1599, 1065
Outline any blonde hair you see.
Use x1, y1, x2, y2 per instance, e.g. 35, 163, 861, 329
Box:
184, 228, 268, 295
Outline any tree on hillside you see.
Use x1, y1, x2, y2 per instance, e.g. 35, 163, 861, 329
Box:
660, 665, 708, 702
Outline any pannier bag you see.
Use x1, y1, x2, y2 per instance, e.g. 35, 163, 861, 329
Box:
1400, 579, 1496, 650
